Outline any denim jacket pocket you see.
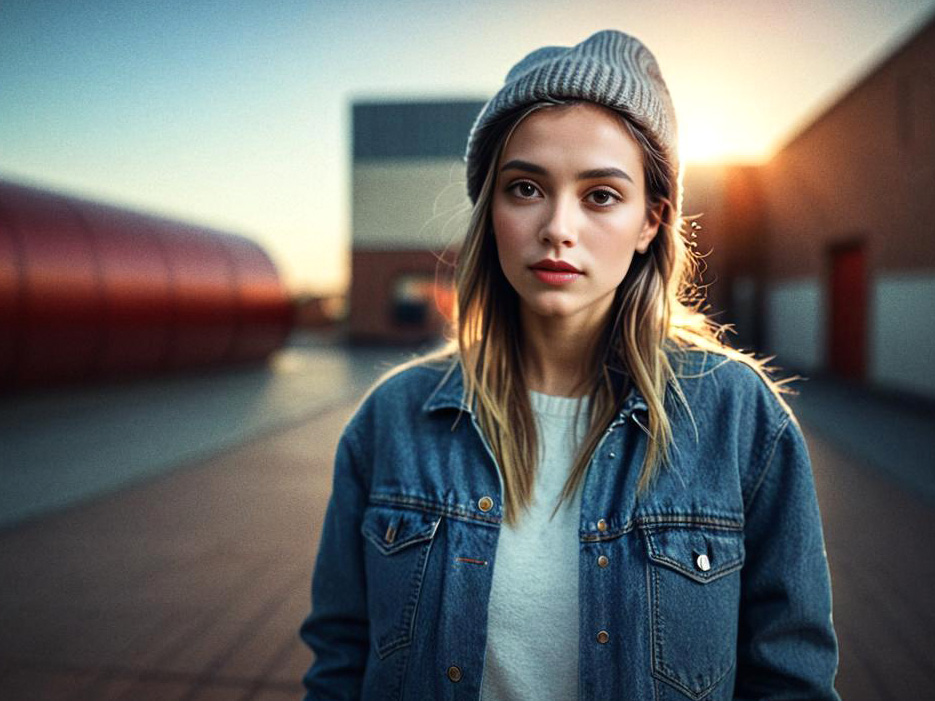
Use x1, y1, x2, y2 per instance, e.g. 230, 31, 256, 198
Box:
643, 525, 745, 700
361, 505, 441, 659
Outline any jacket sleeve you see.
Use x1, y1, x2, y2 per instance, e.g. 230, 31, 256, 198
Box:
734, 415, 841, 701
300, 429, 370, 700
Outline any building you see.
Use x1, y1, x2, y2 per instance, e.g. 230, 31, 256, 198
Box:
689, 13, 935, 401
0, 179, 294, 391
348, 100, 482, 344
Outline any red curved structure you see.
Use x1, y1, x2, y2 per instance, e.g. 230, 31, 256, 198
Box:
0, 179, 294, 390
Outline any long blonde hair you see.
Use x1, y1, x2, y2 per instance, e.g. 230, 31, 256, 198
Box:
428, 100, 790, 525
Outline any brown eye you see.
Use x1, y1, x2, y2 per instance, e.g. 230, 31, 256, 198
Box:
510, 181, 540, 199
586, 189, 620, 206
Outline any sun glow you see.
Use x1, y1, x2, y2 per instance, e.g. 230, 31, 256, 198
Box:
677, 112, 769, 165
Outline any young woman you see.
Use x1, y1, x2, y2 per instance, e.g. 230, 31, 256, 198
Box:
300, 30, 840, 701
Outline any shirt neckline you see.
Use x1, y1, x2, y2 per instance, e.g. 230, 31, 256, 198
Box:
528, 389, 590, 417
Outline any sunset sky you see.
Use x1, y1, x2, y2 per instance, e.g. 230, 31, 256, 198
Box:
1, 0, 933, 295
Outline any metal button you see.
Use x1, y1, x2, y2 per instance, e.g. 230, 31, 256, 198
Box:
695, 553, 711, 572
608, 452, 616, 459
596, 630, 609, 644
597, 555, 609, 568
596, 518, 607, 532
477, 496, 494, 512
447, 665, 462, 682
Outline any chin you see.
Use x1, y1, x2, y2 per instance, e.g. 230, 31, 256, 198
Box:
523, 295, 580, 319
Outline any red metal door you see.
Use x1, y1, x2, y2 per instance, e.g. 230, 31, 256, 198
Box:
828, 243, 866, 380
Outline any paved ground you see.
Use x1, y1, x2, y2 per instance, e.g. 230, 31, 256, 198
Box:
0, 334, 416, 529
0, 399, 350, 700
1, 345, 933, 700
807, 427, 935, 699
788, 373, 935, 508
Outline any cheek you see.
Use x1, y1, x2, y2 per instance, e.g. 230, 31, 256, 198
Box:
491, 209, 524, 268
609, 253, 637, 284
596, 219, 643, 280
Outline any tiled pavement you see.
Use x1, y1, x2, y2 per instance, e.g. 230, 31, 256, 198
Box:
807, 427, 935, 699
0, 398, 353, 700
1, 355, 934, 700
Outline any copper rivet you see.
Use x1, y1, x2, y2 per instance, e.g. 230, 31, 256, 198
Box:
477, 496, 493, 512
447, 665, 462, 682
597, 519, 607, 532
597, 555, 609, 568
597, 630, 609, 644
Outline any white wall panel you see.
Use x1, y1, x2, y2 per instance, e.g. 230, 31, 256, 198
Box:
353, 159, 472, 250
871, 272, 935, 399
766, 278, 824, 370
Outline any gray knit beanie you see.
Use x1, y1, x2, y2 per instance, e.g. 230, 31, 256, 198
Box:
464, 30, 678, 205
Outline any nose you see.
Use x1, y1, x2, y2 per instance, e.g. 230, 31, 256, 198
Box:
539, 196, 578, 248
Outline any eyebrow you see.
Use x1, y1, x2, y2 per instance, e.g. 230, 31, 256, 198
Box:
499, 159, 634, 185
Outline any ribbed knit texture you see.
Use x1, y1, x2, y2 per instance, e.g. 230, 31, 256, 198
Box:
480, 390, 590, 701
465, 29, 678, 204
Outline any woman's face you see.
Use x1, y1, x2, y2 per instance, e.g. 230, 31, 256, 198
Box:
491, 102, 660, 331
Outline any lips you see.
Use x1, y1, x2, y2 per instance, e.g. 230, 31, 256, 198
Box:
530, 259, 582, 273
529, 259, 583, 287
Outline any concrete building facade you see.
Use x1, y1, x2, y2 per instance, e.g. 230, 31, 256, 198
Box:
348, 100, 481, 343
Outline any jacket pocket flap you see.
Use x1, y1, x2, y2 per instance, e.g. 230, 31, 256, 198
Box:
644, 527, 745, 583
361, 506, 440, 556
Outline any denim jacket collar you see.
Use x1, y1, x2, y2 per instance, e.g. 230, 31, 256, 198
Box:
421, 357, 649, 420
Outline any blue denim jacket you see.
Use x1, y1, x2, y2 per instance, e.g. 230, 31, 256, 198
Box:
300, 349, 840, 700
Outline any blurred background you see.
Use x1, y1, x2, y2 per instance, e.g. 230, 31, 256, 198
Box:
1, 1, 934, 699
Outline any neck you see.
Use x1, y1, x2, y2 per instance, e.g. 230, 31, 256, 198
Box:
520, 307, 605, 397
